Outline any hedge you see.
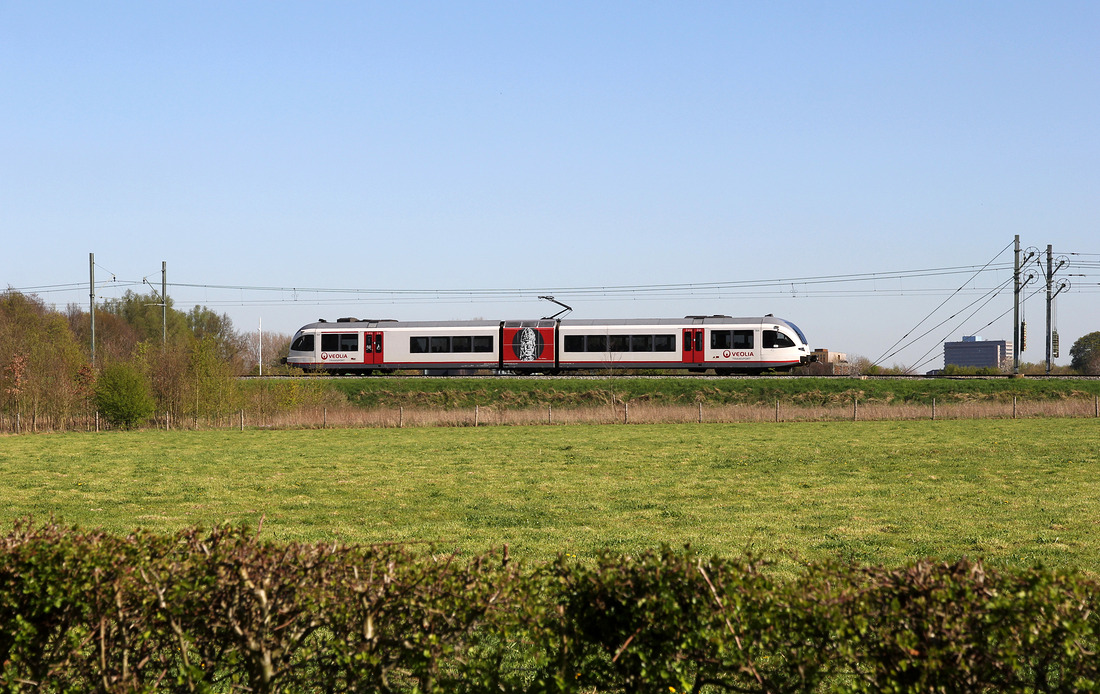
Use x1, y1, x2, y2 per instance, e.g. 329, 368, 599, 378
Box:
1, 519, 1097, 692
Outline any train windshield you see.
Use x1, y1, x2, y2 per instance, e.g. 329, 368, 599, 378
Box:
785, 321, 808, 345
290, 334, 315, 352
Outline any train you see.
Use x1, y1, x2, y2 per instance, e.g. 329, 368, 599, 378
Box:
284, 314, 811, 375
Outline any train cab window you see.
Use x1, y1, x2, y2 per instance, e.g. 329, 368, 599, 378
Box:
586, 335, 607, 352
322, 333, 358, 352
452, 336, 472, 352
654, 335, 676, 352
410, 337, 429, 354
290, 334, 314, 352
631, 335, 654, 352
763, 330, 796, 349
430, 337, 450, 353
473, 336, 493, 352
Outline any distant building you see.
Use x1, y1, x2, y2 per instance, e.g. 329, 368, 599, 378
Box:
943, 336, 1012, 370
795, 348, 851, 375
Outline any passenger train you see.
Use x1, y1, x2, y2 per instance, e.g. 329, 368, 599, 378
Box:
285, 314, 811, 375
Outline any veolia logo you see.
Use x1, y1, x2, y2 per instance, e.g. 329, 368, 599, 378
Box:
513, 327, 544, 361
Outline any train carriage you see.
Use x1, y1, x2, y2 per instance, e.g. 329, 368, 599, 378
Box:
285, 314, 810, 374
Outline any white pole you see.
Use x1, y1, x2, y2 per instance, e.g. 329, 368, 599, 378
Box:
258, 316, 263, 376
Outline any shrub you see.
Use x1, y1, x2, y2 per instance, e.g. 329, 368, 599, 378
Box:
94, 361, 155, 428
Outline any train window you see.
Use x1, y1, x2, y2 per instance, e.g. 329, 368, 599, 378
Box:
586, 335, 607, 352
564, 335, 584, 352
290, 334, 314, 352
430, 336, 450, 353
763, 330, 796, 349
654, 335, 676, 352
732, 330, 754, 349
631, 335, 653, 352
452, 336, 472, 352
410, 337, 429, 354
473, 336, 493, 352
711, 331, 732, 350
608, 335, 629, 352
322, 333, 358, 352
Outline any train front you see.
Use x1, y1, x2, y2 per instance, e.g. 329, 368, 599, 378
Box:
759, 316, 812, 369
284, 326, 319, 369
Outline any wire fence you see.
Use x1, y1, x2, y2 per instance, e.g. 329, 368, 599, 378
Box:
4, 396, 1100, 434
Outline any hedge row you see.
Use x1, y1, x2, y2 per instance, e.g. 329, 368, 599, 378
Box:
1, 519, 1098, 693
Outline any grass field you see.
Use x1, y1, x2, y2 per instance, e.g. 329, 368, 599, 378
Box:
3, 419, 1099, 574
328, 375, 1100, 408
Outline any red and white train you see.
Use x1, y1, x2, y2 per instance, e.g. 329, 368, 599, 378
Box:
285, 314, 811, 375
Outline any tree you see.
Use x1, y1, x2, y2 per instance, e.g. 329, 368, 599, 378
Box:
1069, 331, 1100, 374
186, 305, 249, 372
94, 361, 155, 428
0, 290, 89, 426
102, 290, 188, 346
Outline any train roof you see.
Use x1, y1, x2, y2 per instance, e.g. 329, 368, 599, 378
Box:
297, 315, 798, 330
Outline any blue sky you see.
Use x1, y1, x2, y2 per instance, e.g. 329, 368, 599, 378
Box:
3, 2, 1097, 368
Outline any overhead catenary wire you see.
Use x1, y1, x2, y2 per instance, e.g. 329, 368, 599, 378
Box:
870, 239, 1015, 366
909, 284, 1047, 373
876, 274, 1014, 369
904, 276, 1017, 372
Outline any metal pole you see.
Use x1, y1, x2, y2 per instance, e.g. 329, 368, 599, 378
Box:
89, 253, 96, 366
1012, 236, 1020, 374
1046, 245, 1053, 374
161, 261, 167, 346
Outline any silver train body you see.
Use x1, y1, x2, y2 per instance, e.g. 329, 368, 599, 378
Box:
285, 314, 811, 375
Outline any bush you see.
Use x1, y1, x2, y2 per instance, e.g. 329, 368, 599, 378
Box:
2, 522, 1098, 692
94, 361, 155, 428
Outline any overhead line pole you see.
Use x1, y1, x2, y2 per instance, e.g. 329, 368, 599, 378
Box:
1046, 245, 1053, 374
1013, 236, 1020, 374
162, 261, 167, 346
89, 252, 96, 366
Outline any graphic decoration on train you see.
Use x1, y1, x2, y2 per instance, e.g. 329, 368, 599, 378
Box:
513, 326, 544, 361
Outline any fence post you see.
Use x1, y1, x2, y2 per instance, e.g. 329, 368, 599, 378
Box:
624, 402, 629, 424
475, 405, 479, 427
932, 398, 936, 421
775, 399, 780, 423
240, 410, 244, 431
853, 397, 858, 421
1013, 396, 1017, 420
548, 405, 552, 425
323, 408, 327, 429
698, 402, 703, 424
1095, 395, 1098, 418
399, 406, 403, 428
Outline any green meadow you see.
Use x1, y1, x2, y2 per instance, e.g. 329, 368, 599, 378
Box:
2, 418, 1099, 573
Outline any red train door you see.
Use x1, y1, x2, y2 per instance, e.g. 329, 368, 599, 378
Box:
682, 328, 704, 366
364, 331, 383, 365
